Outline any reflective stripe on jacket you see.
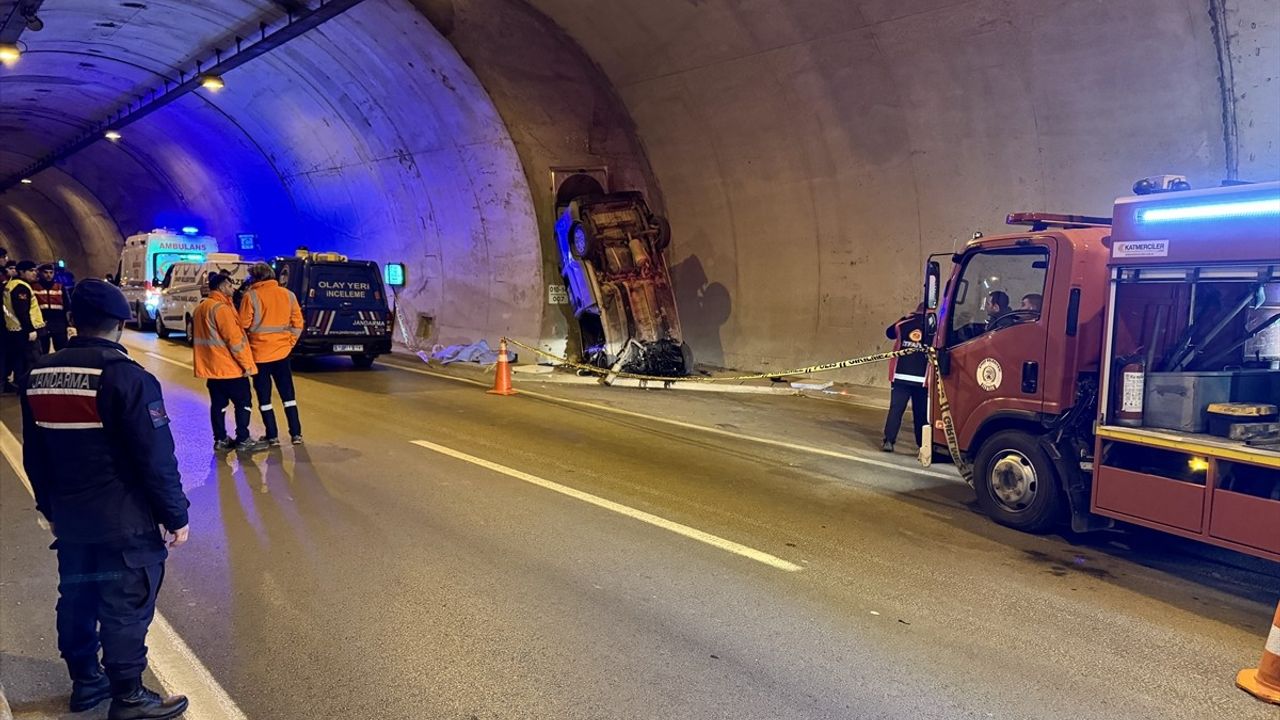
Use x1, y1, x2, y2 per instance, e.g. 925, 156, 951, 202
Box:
238, 279, 303, 363
3, 278, 45, 332
33, 283, 66, 313
194, 292, 256, 379
886, 314, 928, 387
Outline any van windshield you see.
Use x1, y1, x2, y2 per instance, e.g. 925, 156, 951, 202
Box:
154, 252, 205, 284
307, 264, 384, 309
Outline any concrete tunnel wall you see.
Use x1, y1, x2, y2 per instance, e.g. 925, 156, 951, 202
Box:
1, 0, 1277, 386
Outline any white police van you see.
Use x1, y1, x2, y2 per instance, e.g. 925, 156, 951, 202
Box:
154, 253, 256, 340
116, 227, 218, 329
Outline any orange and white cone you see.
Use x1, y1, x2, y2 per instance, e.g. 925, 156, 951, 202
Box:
488, 339, 517, 396
1237, 601, 1280, 705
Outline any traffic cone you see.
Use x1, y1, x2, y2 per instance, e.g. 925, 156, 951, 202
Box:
1237, 601, 1280, 705
488, 338, 517, 396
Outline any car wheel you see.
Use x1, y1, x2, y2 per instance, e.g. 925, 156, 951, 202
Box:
680, 341, 694, 376
137, 303, 155, 331
156, 315, 171, 339
569, 222, 599, 262
353, 354, 376, 369
652, 215, 672, 252
184, 316, 195, 346
973, 430, 1064, 533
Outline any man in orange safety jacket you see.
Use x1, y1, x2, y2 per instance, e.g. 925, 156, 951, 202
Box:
239, 263, 305, 446
193, 273, 266, 453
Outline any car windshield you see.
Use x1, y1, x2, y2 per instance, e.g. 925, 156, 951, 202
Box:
307, 264, 384, 309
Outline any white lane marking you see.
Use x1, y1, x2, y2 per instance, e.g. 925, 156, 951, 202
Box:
411, 438, 803, 572
381, 357, 957, 481
145, 350, 194, 370
0, 423, 248, 720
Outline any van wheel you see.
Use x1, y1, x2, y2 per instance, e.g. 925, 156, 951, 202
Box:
184, 316, 195, 346
136, 303, 155, 331
569, 222, 600, 262
353, 354, 376, 369
973, 430, 1063, 533
156, 315, 171, 339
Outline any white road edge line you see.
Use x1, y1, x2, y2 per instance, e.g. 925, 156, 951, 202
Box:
0, 423, 248, 720
145, 350, 194, 370
381, 357, 957, 481
411, 438, 804, 573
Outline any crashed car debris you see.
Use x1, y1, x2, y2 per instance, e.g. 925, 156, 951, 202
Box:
555, 192, 693, 376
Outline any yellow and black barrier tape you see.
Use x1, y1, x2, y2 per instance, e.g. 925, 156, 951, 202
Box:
925, 347, 973, 486
501, 337, 920, 384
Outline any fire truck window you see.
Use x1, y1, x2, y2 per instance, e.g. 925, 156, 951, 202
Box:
948, 248, 1049, 344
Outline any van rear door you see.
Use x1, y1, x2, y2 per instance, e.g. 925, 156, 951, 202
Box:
303, 263, 389, 339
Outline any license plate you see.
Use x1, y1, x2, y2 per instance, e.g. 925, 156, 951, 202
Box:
334, 344, 364, 353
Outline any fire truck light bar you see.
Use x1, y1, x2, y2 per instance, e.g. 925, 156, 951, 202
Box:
1138, 196, 1280, 223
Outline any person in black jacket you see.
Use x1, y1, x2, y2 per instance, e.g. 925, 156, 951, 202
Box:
20, 279, 191, 719
882, 304, 930, 453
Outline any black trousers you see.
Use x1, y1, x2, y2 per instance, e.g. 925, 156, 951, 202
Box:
207, 377, 253, 443
39, 320, 69, 354
253, 358, 302, 439
884, 383, 928, 446
55, 540, 166, 685
5, 334, 39, 387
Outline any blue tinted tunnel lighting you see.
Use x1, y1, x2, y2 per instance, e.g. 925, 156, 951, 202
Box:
1138, 196, 1280, 223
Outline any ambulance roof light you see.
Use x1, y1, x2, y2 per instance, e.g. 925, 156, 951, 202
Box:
181, 226, 200, 235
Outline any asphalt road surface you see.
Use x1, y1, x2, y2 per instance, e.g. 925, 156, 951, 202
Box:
2, 331, 1278, 720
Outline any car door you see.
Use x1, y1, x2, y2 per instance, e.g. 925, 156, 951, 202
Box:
939, 241, 1054, 446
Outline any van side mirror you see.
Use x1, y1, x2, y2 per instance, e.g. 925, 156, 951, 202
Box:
925, 260, 941, 310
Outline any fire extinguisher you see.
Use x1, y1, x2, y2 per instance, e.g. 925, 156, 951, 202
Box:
1116, 360, 1145, 427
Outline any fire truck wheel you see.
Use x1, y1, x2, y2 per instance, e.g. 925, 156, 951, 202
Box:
973, 430, 1064, 533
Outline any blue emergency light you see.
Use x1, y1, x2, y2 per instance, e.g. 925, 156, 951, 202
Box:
181, 226, 200, 235
1138, 196, 1280, 224
384, 262, 406, 288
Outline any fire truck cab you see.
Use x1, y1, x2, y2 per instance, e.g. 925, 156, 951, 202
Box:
926, 180, 1280, 561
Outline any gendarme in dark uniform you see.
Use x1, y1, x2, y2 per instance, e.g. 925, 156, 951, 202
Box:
882, 307, 930, 452
20, 279, 191, 719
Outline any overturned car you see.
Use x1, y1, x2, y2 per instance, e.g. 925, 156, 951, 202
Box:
555, 192, 693, 376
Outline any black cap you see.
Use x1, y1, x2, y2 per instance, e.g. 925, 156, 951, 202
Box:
15, 260, 37, 272
70, 279, 132, 322
37, 262, 54, 272
207, 272, 229, 292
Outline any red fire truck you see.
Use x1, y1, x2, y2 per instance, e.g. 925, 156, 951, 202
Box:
923, 179, 1280, 561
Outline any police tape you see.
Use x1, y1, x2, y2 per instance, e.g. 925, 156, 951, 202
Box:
500, 336, 921, 384
925, 347, 974, 486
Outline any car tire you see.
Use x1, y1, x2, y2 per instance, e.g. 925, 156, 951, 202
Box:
136, 303, 155, 331
652, 215, 672, 252
353, 354, 376, 369
568, 221, 600, 262
184, 316, 195, 346
680, 341, 694, 376
973, 430, 1064, 533
156, 315, 171, 339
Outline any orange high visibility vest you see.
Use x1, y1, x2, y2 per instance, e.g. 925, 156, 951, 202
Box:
193, 292, 256, 379
238, 279, 303, 363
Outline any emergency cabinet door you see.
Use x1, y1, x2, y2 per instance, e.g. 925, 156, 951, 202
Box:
936, 243, 1054, 446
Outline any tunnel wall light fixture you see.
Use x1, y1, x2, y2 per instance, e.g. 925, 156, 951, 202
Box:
19, 178, 32, 184
0, 42, 21, 65
0, 0, 370, 194
199, 74, 225, 91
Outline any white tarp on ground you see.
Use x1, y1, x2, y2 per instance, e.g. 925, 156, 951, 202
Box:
430, 340, 499, 365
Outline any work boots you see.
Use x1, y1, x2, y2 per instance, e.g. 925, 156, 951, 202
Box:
70, 674, 112, 711
66, 656, 112, 712
108, 679, 189, 720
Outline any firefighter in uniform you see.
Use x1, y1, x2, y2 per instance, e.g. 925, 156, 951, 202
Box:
5, 260, 46, 386
882, 304, 930, 453
239, 263, 305, 445
19, 279, 191, 719
194, 272, 266, 453
34, 262, 70, 353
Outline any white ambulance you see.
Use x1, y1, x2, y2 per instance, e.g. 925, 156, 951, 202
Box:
154, 253, 256, 340
116, 228, 218, 328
